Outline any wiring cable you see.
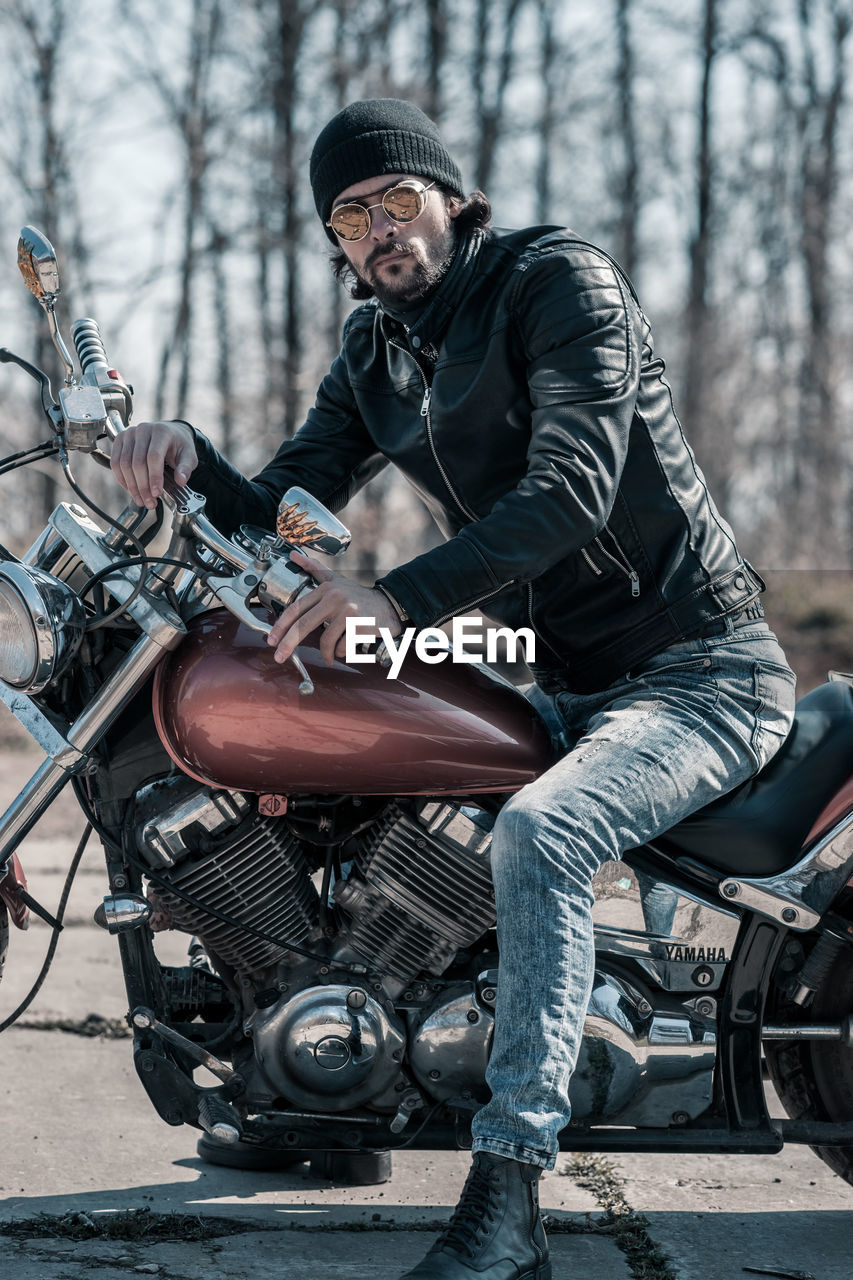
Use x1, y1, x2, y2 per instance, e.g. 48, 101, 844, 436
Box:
0, 823, 93, 1034
77, 555, 206, 631
0, 439, 60, 474
60, 451, 146, 562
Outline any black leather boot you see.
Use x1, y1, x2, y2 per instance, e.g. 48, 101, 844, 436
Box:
401, 1152, 551, 1279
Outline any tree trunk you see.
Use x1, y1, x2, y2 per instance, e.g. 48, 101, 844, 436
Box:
535, 0, 559, 223
615, 0, 640, 280
472, 0, 523, 193
793, 0, 850, 559
681, 0, 723, 499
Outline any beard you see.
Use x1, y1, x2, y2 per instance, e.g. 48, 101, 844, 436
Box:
359, 233, 456, 308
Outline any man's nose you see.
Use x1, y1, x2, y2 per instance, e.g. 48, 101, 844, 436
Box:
369, 206, 397, 239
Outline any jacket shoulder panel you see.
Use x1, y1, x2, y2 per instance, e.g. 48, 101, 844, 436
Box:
341, 301, 379, 341
509, 238, 635, 396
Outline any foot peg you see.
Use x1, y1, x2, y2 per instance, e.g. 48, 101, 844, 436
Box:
197, 1094, 243, 1144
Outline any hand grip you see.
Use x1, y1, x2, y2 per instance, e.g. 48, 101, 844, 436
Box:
71, 317, 133, 432
71, 317, 109, 379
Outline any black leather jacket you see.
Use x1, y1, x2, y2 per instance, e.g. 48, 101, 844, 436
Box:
191, 224, 764, 693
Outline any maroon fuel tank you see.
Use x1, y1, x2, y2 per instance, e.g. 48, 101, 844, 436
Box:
152, 608, 553, 795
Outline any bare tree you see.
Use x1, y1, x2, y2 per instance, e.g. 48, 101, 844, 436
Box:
534, 0, 560, 223
207, 219, 235, 454
424, 0, 448, 122
472, 0, 525, 193
733, 0, 853, 562
272, 0, 313, 440
614, 0, 640, 279
792, 0, 852, 557
0, 0, 85, 522
680, 0, 725, 498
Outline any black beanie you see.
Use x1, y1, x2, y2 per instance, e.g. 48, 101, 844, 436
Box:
310, 99, 464, 241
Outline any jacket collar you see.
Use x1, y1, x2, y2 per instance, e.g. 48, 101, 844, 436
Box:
379, 228, 487, 353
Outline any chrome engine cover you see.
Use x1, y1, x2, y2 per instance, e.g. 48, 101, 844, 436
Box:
408, 969, 715, 1124
570, 970, 716, 1123
250, 984, 406, 1110
409, 981, 494, 1105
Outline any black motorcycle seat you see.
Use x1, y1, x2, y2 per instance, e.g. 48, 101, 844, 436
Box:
653, 680, 853, 878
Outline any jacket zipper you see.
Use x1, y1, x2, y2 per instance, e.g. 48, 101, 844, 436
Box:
390, 338, 479, 524
580, 546, 604, 577
433, 584, 507, 629
389, 340, 509, 628
583, 527, 641, 598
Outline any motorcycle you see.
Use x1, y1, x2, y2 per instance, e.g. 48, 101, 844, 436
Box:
2, 226, 853, 1191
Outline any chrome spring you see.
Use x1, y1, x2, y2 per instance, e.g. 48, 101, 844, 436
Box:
71, 317, 108, 374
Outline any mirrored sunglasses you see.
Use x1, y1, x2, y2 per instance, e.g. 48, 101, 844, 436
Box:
327, 180, 436, 241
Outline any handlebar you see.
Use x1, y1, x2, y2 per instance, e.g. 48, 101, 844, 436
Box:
7, 226, 326, 693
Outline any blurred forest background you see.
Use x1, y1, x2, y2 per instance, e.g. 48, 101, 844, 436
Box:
0, 0, 852, 690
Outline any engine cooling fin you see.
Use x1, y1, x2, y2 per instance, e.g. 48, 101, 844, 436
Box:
334, 802, 496, 985
151, 815, 320, 974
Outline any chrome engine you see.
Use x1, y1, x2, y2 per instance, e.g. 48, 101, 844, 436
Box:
136, 777, 321, 974
135, 781, 720, 1123
332, 800, 496, 992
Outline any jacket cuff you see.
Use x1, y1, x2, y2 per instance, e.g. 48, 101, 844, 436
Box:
180, 422, 220, 487
373, 582, 411, 623
376, 534, 503, 628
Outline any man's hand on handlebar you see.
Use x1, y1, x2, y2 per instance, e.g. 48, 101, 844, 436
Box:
268, 550, 404, 666
110, 420, 198, 509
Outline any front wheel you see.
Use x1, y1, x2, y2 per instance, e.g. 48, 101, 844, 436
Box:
765, 942, 853, 1184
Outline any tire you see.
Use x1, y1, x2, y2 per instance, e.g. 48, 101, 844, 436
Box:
765, 944, 853, 1184
196, 1133, 392, 1183
197, 1133, 308, 1170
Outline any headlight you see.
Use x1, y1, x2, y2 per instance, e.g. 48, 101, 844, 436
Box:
0, 562, 85, 694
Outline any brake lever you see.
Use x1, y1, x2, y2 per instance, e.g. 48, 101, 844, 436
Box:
0, 347, 62, 427
204, 566, 316, 696
205, 569, 271, 633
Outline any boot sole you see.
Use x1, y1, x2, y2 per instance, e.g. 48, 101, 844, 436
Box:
519, 1263, 551, 1280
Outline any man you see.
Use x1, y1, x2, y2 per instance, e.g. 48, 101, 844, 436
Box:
111, 98, 796, 1280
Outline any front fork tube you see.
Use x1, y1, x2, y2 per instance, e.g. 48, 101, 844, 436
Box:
0, 633, 174, 867
716, 913, 787, 1135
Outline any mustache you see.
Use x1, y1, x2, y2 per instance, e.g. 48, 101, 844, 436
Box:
366, 242, 414, 270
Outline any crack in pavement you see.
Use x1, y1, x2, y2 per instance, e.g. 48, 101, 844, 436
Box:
562, 1153, 678, 1279
1, 1200, 613, 1242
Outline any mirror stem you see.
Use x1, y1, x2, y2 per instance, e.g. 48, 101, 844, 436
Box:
44, 301, 76, 385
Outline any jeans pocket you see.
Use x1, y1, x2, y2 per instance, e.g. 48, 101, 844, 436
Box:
625, 650, 712, 682
750, 660, 797, 770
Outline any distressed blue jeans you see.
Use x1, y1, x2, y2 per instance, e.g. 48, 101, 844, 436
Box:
470, 621, 797, 1169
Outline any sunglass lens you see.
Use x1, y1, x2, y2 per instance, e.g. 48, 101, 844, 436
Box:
382, 186, 423, 222
330, 205, 370, 240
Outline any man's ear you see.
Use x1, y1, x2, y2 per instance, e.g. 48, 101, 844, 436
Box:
447, 195, 464, 220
